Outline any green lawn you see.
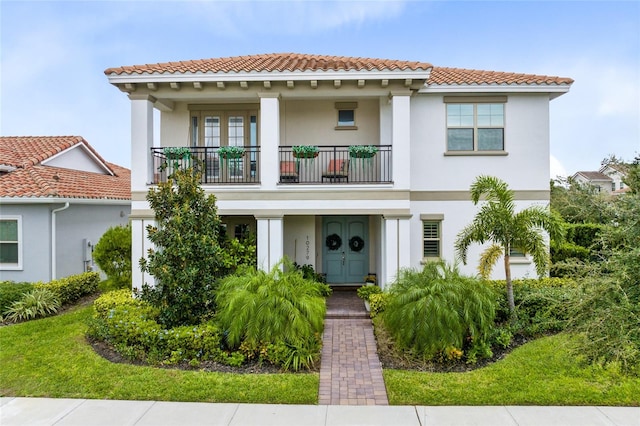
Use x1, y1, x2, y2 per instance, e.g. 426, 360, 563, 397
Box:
384, 333, 640, 406
2, 304, 639, 406
0, 305, 318, 404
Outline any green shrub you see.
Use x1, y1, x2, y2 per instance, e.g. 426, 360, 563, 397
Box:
565, 223, 605, 248
0, 282, 33, 314
4, 288, 60, 322
215, 263, 326, 370
383, 260, 496, 363
357, 285, 382, 301
368, 293, 388, 318
551, 241, 590, 263
93, 225, 132, 289
35, 272, 99, 305
140, 166, 227, 327
89, 291, 226, 366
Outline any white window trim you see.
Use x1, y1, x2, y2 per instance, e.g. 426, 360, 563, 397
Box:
444, 98, 507, 154
420, 214, 443, 262
0, 215, 23, 270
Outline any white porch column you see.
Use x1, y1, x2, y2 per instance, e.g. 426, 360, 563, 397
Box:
131, 216, 157, 291
390, 91, 411, 190
255, 215, 284, 271
129, 94, 155, 192
381, 214, 412, 289
259, 93, 280, 189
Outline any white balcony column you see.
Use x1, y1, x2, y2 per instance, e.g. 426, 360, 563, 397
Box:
381, 214, 412, 289
131, 215, 157, 291
255, 214, 284, 271
129, 94, 156, 192
259, 93, 281, 189
390, 91, 411, 190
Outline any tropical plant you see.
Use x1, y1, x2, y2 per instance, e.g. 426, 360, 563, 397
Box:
356, 284, 382, 301
455, 175, 561, 316
215, 262, 326, 369
4, 287, 60, 322
382, 260, 496, 362
139, 165, 224, 327
0, 282, 33, 314
93, 224, 132, 289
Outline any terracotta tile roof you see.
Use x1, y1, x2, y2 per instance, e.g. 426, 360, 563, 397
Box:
104, 52, 433, 76
0, 136, 112, 170
0, 136, 130, 200
429, 67, 574, 86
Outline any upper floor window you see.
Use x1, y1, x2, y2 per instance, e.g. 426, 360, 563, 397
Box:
446, 99, 505, 152
0, 216, 22, 270
335, 102, 358, 130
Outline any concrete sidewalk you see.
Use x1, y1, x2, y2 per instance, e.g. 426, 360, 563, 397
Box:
1, 398, 638, 426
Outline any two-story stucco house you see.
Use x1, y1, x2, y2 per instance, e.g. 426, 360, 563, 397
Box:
104, 53, 572, 290
572, 164, 629, 195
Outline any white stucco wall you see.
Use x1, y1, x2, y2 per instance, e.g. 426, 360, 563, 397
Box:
283, 216, 316, 268
43, 145, 109, 174
410, 94, 550, 191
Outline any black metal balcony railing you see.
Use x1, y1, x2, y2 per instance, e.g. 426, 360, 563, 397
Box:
278, 145, 392, 184
151, 145, 392, 185
151, 146, 260, 184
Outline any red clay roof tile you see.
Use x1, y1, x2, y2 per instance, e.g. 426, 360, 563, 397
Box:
104, 53, 433, 75
0, 136, 130, 200
104, 53, 573, 86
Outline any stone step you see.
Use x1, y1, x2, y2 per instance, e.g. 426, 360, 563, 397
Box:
325, 311, 370, 319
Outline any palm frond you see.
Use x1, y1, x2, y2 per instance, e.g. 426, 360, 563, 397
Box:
478, 244, 504, 279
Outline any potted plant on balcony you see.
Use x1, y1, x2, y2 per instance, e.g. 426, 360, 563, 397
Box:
160, 147, 192, 174
292, 145, 319, 159
218, 146, 246, 160
349, 145, 378, 171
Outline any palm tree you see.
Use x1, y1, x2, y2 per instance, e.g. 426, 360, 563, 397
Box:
455, 175, 561, 317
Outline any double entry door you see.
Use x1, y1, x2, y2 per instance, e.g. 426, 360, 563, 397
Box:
323, 216, 369, 284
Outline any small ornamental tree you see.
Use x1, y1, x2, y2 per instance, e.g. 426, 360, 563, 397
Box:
455, 176, 561, 317
139, 164, 225, 327
93, 224, 132, 289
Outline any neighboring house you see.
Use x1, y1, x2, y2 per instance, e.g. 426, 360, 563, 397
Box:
572, 164, 628, 195
0, 136, 131, 283
104, 53, 573, 290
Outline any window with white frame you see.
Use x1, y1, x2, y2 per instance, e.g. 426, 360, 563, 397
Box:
335, 102, 358, 129
0, 216, 22, 269
445, 97, 506, 152
421, 214, 443, 259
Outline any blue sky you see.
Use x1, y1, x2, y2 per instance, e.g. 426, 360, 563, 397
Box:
1, 0, 638, 177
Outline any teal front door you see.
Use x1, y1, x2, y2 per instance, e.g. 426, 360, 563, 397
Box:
323, 216, 369, 284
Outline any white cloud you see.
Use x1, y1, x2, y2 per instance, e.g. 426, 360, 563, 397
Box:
550, 155, 568, 179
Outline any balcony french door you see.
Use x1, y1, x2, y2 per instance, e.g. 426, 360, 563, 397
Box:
191, 110, 258, 180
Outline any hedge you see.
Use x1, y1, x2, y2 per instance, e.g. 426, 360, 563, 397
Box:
34, 272, 99, 305
0, 282, 34, 314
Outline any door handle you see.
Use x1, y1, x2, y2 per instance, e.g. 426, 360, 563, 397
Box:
342, 251, 345, 266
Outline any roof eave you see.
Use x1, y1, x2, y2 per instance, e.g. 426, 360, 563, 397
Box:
420, 84, 572, 99
106, 69, 432, 85
0, 196, 131, 205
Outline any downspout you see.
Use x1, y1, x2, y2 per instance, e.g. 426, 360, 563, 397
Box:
51, 202, 70, 280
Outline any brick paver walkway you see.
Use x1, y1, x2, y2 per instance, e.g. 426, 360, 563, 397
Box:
318, 289, 389, 405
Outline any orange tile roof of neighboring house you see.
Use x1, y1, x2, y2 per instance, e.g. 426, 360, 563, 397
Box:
0, 136, 130, 200
104, 53, 433, 76
428, 67, 574, 86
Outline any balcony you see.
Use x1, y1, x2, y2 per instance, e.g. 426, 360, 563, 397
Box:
152, 146, 260, 185
151, 145, 392, 185
278, 145, 392, 184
